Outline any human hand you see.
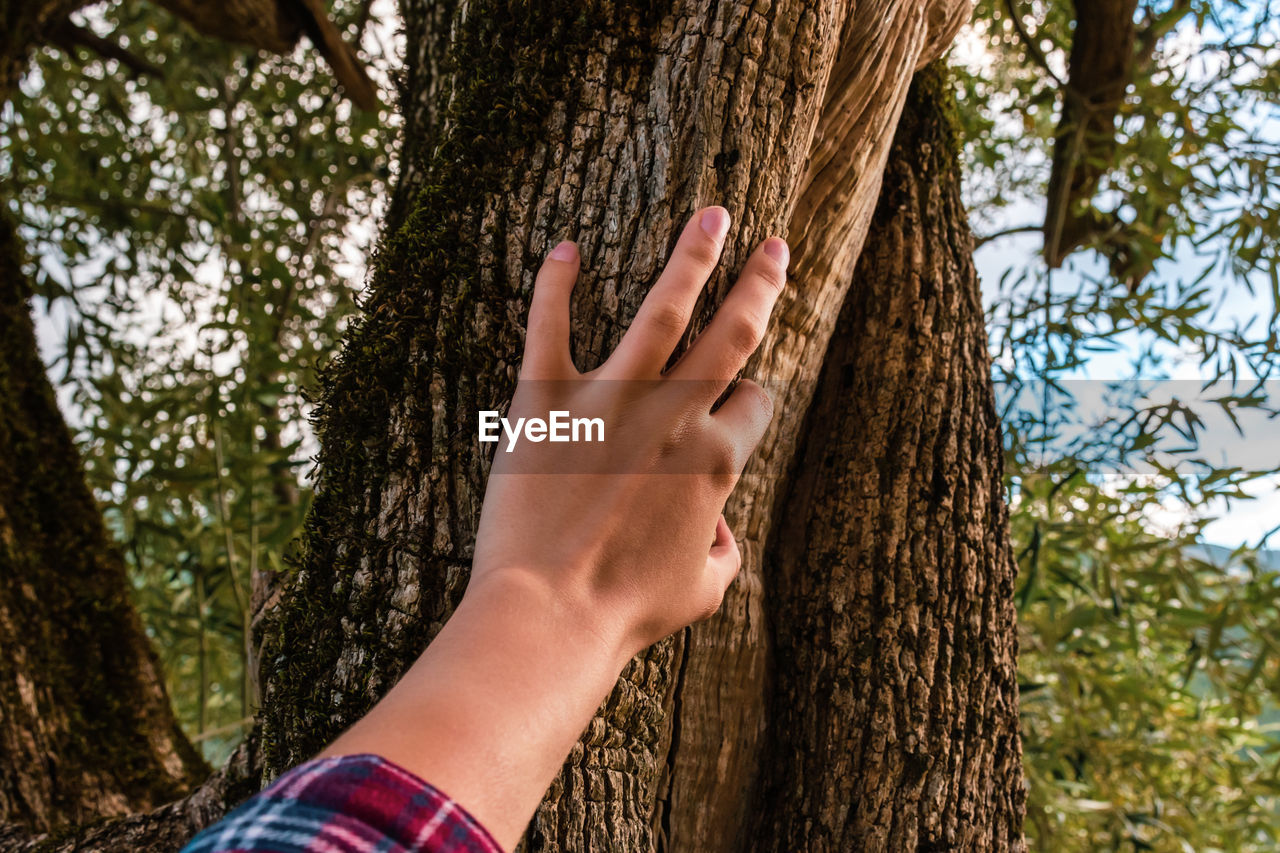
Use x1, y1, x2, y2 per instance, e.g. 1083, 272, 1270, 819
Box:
324, 207, 788, 849
471, 206, 788, 660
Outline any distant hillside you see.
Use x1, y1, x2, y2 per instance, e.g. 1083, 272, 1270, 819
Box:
1186, 542, 1280, 571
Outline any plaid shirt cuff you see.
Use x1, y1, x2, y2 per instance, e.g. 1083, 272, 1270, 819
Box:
181, 753, 504, 853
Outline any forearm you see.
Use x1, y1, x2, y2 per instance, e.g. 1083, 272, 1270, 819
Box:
321, 568, 633, 851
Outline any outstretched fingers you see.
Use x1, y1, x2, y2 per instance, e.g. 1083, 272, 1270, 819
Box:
606, 207, 731, 377
673, 237, 789, 387
522, 240, 581, 378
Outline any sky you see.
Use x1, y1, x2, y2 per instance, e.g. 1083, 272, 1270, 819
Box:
975, 219, 1280, 549
956, 10, 1280, 550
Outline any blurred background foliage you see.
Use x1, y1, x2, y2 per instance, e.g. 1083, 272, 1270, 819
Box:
2, 0, 396, 765
2, 0, 1279, 848
961, 0, 1280, 848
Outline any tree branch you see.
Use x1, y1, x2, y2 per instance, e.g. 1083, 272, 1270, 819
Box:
1002, 0, 1067, 88
1135, 0, 1192, 73
1041, 0, 1142, 269
47, 18, 163, 79
976, 223, 1042, 248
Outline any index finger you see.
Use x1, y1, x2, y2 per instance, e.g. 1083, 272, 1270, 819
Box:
521, 240, 581, 379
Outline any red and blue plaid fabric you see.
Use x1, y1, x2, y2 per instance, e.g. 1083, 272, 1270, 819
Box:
181, 754, 503, 853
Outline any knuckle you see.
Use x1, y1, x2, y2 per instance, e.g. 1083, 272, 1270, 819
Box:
647, 302, 689, 337
728, 546, 742, 578
726, 311, 764, 355
696, 594, 724, 622
707, 433, 740, 485
684, 234, 721, 268
740, 381, 774, 423
755, 262, 787, 292
695, 579, 728, 622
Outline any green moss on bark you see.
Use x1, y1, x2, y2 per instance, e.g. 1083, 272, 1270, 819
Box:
259, 0, 661, 772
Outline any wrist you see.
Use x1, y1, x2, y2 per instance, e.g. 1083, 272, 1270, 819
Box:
323, 564, 636, 850
461, 566, 636, 674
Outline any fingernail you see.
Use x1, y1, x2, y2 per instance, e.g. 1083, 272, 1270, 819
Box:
700, 206, 730, 242
763, 237, 789, 269
549, 240, 578, 262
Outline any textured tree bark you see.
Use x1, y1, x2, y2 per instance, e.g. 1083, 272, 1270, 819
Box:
0, 738, 260, 852
3, 1, 1029, 849
0, 0, 365, 839
657, 6, 970, 846
254, 1, 982, 852
0, 215, 207, 835
754, 64, 1025, 852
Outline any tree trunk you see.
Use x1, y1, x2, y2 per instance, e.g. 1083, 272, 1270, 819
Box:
5, 1, 1029, 849
754, 63, 1025, 852
0, 0, 366, 837
0, 738, 260, 852
0, 215, 207, 834
255, 1, 998, 851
